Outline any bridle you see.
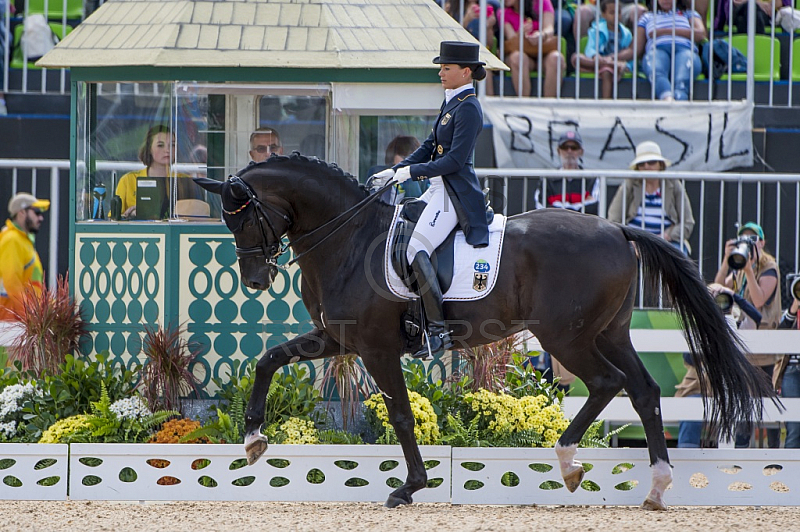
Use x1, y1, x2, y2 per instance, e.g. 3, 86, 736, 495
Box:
224, 175, 397, 270
225, 176, 292, 271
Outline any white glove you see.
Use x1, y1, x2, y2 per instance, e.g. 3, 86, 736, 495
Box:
394, 166, 412, 183
370, 168, 395, 187
371, 168, 394, 180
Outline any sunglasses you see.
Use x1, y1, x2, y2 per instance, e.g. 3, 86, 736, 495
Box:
253, 144, 281, 154
27, 207, 44, 216
559, 144, 582, 151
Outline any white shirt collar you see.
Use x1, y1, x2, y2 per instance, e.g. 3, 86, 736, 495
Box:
445, 83, 473, 104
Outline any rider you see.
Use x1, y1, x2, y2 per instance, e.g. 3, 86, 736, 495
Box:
370, 41, 491, 359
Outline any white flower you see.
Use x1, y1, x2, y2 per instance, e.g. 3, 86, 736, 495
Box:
0, 421, 17, 439
109, 396, 152, 421
0, 383, 39, 421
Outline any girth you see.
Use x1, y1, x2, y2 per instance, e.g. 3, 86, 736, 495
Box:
389, 199, 456, 294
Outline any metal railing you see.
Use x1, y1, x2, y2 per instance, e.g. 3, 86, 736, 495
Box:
477, 167, 800, 305
0, 158, 68, 288
446, 0, 798, 105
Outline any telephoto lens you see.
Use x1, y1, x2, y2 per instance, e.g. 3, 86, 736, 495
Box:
791, 275, 800, 300
727, 239, 751, 270
714, 292, 734, 313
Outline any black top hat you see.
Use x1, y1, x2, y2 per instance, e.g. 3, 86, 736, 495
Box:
432, 41, 485, 66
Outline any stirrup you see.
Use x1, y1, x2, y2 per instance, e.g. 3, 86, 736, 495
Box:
411, 329, 453, 360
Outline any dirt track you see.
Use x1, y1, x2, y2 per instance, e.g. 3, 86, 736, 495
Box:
2, 501, 798, 531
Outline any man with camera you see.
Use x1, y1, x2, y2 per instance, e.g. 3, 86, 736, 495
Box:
774, 274, 800, 448
713, 222, 782, 448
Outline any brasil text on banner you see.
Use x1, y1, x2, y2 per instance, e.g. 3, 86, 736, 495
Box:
482, 99, 754, 171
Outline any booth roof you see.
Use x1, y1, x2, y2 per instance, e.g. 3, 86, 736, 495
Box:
37, 0, 507, 71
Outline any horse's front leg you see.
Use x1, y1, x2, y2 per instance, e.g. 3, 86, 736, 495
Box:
361, 351, 427, 508
244, 328, 342, 465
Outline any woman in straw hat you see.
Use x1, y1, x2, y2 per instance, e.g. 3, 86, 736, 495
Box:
608, 140, 695, 254
369, 41, 492, 360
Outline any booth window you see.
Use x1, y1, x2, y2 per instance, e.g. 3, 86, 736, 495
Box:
358, 115, 436, 182
75, 82, 216, 222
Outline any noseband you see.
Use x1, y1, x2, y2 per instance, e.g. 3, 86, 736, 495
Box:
225, 176, 292, 270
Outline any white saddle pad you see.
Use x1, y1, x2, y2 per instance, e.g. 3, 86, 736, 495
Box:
384, 205, 507, 301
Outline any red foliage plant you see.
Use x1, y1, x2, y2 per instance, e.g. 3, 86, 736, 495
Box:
138, 322, 202, 414
8, 275, 89, 376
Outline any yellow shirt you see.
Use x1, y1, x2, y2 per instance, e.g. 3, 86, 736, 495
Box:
115, 168, 192, 212
0, 219, 44, 320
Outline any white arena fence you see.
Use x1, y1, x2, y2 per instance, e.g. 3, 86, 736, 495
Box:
1, 443, 799, 505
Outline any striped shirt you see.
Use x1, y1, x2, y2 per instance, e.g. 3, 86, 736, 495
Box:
638, 10, 701, 55
627, 189, 673, 234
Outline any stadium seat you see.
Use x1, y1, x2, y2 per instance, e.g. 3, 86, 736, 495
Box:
9, 22, 72, 70
574, 35, 637, 80
24, 0, 84, 21
720, 34, 780, 82
792, 38, 800, 81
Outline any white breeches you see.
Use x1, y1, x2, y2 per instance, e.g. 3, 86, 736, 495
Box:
406, 177, 459, 264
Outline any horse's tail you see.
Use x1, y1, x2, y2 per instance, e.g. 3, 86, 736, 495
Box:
620, 225, 780, 439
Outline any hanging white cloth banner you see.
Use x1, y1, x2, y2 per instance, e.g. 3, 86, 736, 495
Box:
483, 99, 754, 171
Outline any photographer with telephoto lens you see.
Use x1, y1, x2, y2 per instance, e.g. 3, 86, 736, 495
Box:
774, 273, 800, 448
713, 222, 782, 448
675, 283, 763, 448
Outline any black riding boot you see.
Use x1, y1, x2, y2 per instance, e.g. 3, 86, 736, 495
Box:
409, 251, 454, 359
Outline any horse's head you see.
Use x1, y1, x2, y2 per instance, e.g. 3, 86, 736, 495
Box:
194, 175, 292, 291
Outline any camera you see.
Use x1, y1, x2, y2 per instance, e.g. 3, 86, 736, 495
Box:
788, 273, 800, 301
727, 235, 758, 270
714, 292, 734, 314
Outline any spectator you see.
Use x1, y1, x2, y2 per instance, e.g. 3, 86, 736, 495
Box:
713, 0, 791, 34
0, 193, 49, 320
775, 293, 799, 448
608, 140, 695, 254
636, 0, 706, 101
249, 127, 284, 163
535, 131, 599, 214
446, 0, 499, 95
675, 283, 762, 447
503, 0, 566, 97
370, 135, 431, 204
713, 222, 782, 448
572, 0, 635, 99
115, 125, 191, 219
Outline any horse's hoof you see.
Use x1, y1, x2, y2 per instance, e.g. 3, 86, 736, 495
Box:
244, 433, 269, 466
563, 467, 585, 493
384, 494, 412, 508
641, 496, 667, 511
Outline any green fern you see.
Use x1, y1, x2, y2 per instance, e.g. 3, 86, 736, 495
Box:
504, 429, 544, 448
317, 429, 364, 445
439, 413, 485, 447
579, 421, 631, 448
180, 407, 241, 444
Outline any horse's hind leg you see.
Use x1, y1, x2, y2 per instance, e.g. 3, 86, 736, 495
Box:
244, 328, 342, 465
360, 351, 427, 508
550, 343, 626, 493
598, 331, 671, 511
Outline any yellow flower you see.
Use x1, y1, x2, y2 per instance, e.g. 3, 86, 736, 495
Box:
39, 415, 92, 444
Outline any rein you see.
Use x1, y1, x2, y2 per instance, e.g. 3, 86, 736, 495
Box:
228, 175, 397, 269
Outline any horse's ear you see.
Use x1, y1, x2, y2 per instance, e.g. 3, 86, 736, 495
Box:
229, 178, 250, 201
193, 177, 224, 195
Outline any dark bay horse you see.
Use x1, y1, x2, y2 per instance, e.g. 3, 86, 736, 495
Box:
195, 153, 776, 510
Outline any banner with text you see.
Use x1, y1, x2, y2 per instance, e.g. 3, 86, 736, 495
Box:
483, 100, 754, 171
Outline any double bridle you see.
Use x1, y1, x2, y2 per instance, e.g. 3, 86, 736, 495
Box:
224, 175, 396, 270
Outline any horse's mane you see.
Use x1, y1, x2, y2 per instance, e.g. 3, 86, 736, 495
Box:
240, 151, 370, 198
